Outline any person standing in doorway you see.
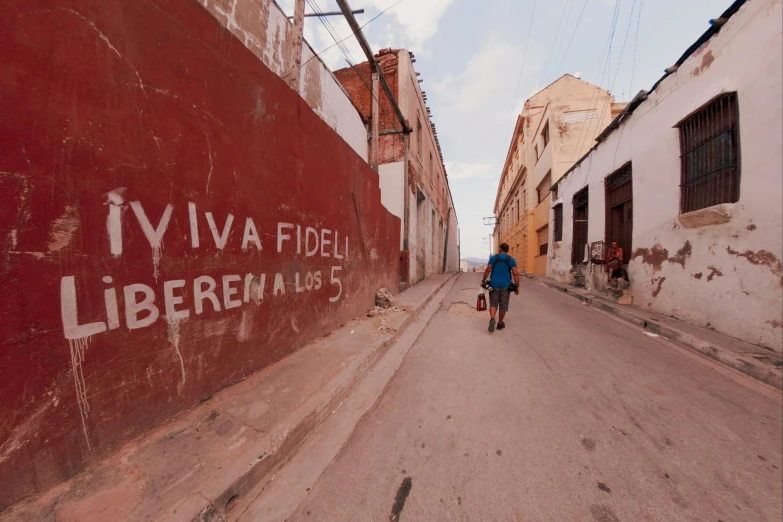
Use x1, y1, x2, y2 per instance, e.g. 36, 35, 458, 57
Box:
606, 241, 624, 280
481, 243, 520, 333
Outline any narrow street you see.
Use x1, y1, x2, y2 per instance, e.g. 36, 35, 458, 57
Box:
282, 273, 782, 521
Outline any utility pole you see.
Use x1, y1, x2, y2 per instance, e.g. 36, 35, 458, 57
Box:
371, 72, 380, 171
287, 9, 364, 18
287, 0, 306, 92
335, 0, 411, 134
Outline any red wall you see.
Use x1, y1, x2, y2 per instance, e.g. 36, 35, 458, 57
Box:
0, 0, 399, 508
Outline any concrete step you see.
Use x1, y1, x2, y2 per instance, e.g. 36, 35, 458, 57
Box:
1, 274, 459, 522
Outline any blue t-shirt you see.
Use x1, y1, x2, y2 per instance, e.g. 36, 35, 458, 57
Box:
488, 253, 517, 288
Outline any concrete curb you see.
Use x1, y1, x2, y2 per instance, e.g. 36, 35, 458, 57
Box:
166, 273, 459, 522
531, 276, 783, 392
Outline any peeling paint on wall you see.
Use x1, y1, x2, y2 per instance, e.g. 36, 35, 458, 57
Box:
668, 241, 692, 268
632, 245, 669, 272
726, 247, 783, 283
706, 266, 724, 282
651, 277, 666, 297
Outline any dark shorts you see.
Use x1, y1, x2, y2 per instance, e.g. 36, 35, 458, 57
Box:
489, 288, 511, 312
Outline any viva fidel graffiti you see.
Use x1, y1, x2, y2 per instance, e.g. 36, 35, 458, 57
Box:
60, 188, 351, 447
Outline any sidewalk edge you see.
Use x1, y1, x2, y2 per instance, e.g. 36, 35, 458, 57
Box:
531, 276, 783, 392
172, 273, 459, 522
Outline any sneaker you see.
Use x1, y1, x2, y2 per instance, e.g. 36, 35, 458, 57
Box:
497, 322, 505, 330
488, 318, 496, 333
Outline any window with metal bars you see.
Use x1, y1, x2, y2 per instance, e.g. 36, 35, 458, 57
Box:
678, 92, 740, 214
537, 171, 552, 204
537, 225, 549, 256
542, 121, 550, 148
553, 204, 563, 242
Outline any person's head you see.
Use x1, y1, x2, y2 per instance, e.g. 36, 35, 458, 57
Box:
499, 243, 510, 253
611, 241, 619, 249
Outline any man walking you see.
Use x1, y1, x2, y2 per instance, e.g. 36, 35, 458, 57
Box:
481, 243, 520, 333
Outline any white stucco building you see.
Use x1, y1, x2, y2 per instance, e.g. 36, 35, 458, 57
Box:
548, 0, 782, 352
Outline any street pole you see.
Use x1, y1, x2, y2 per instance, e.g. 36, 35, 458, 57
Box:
287, 0, 305, 92
370, 72, 379, 172
335, 0, 411, 134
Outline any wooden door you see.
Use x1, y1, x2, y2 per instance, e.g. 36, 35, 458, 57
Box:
605, 163, 633, 264
572, 202, 588, 265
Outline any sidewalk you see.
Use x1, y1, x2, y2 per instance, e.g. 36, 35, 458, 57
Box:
527, 275, 783, 391
1, 274, 457, 522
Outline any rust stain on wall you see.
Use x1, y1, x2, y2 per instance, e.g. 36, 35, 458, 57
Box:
691, 50, 715, 77
692, 272, 703, 280
726, 247, 783, 283
632, 244, 669, 272
651, 277, 666, 297
668, 241, 692, 268
747, 223, 757, 231
766, 320, 782, 329
706, 266, 723, 281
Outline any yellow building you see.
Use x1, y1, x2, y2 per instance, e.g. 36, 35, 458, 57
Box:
493, 74, 626, 274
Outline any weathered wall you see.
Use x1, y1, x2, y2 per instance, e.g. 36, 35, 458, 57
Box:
334, 49, 460, 282
0, 0, 400, 508
549, 0, 782, 351
496, 75, 617, 274
201, 0, 369, 160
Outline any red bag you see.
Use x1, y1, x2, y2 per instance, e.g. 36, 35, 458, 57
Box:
476, 292, 487, 311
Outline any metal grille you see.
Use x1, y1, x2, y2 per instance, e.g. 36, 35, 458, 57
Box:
537, 171, 552, 204
553, 204, 563, 242
572, 186, 589, 207
605, 162, 632, 192
678, 92, 740, 213
538, 225, 549, 256
563, 109, 597, 123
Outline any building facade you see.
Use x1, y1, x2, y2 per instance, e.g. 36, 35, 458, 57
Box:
493, 75, 625, 273
0, 0, 404, 507
335, 49, 460, 288
548, 0, 782, 351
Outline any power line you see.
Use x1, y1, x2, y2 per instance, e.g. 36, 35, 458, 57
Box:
568, 0, 622, 164
500, 0, 538, 151
611, 0, 644, 168
283, 0, 404, 80
539, 0, 573, 85
554, 0, 590, 77
310, 0, 403, 132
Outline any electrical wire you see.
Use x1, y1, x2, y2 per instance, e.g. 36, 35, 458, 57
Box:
500, 0, 538, 152
282, 0, 404, 80
567, 0, 622, 164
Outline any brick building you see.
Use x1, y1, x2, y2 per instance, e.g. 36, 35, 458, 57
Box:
334, 49, 460, 288
493, 75, 625, 274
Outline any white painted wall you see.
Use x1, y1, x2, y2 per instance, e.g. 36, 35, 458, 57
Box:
203, 0, 368, 160
300, 44, 369, 160
550, 0, 783, 351
378, 161, 405, 248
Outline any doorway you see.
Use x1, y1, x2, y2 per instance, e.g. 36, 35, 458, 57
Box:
605, 163, 633, 264
571, 187, 589, 265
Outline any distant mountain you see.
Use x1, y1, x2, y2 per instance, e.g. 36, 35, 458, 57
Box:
462, 257, 488, 268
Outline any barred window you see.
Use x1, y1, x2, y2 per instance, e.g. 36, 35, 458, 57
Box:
542, 121, 550, 148
678, 93, 740, 214
553, 204, 563, 242
537, 225, 549, 256
537, 171, 552, 204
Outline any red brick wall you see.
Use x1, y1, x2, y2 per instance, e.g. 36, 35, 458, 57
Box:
0, 0, 399, 508
334, 51, 405, 164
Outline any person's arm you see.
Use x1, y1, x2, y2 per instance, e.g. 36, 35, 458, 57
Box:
481, 263, 492, 285
511, 267, 520, 294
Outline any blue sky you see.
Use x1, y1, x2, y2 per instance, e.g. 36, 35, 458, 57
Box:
276, 0, 736, 259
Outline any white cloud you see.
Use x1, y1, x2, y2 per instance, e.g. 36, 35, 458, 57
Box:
359, 0, 456, 52
445, 162, 494, 181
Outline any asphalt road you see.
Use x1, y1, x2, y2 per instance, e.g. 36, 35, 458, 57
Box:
289, 273, 782, 521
